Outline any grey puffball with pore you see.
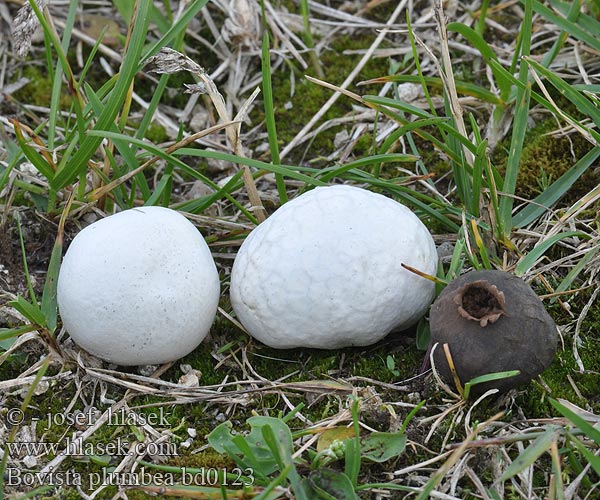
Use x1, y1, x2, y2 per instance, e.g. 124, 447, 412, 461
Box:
429, 269, 558, 394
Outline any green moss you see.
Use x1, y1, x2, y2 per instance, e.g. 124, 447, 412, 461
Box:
13, 65, 71, 109
512, 290, 600, 417
169, 449, 235, 470
513, 127, 598, 202
144, 122, 169, 144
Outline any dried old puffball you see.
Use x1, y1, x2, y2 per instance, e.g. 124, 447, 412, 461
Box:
429, 269, 558, 394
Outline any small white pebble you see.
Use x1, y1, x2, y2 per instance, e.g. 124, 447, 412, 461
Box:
179, 438, 192, 449
407, 392, 421, 404
138, 365, 158, 377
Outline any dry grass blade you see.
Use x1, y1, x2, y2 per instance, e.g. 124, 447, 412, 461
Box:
147, 47, 266, 221
12, 0, 49, 59
416, 412, 505, 499
38, 397, 130, 475
279, 0, 408, 159
432, 0, 473, 165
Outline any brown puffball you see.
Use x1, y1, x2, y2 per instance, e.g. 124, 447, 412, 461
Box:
429, 270, 558, 395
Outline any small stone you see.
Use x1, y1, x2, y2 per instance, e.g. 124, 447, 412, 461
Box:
178, 372, 200, 387
334, 129, 350, 149
406, 392, 421, 404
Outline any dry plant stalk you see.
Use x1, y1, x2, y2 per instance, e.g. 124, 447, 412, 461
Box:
279, 0, 408, 159
432, 0, 474, 166
12, 0, 49, 59
146, 47, 267, 222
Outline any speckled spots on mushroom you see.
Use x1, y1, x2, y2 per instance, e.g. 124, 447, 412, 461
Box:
57, 206, 220, 366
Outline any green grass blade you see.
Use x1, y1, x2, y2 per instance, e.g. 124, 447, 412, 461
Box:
550, 398, 600, 445
261, 424, 308, 500
498, 82, 531, 236
135, 74, 170, 141
540, 0, 585, 68
367, 74, 504, 106
552, 245, 600, 302
9, 296, 45, 327
175, 169, 245, 214
463, 370, 519, 399
447, 22, 511, 97
40, 234, 62, 333
53, 0, 152, 189
376, 118, 465, 166
13, 123, 55, 181
173, 148, 324, 186
515, 231, 590, 276
15, 213, 37, 303
470, 138, 488, 217
47, 0, 78, 149
497, 0, 532, 236
0, 325, 38, 348
143, 174, 172, 206
254, 464, 292, 500
261, 32, 287, 203
407, 12, 439, 115
525, 57, 600, 130
299, 0, 323, 77
549, 0, 600, 32
86, 131, 261, 222
529, 0, 600, 52
84, 83, 150, 200
141, 0, 210, 64
571, 436, 600, 477
345, 398, 361, 488
499, 426, 560, 482
513, 147, 600, 227
573, 84, 600, 92
363, 97, 478, 164
319, 153, 419, 182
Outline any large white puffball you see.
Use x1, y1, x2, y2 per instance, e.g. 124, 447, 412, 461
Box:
230, 185, 438, 349
57, 206, 220, 365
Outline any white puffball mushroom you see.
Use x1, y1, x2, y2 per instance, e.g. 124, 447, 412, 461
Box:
230, 185, 438, 349
57, 206, 220, 366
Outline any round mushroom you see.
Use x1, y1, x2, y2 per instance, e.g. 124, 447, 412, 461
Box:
429, 269, 558, 394
230, 185, 438, 349
57, 206, 220, 366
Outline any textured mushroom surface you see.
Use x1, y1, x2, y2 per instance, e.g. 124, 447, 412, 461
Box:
430, 269, 558, 394
230, 185, 438, 349
57, 206, 220, 366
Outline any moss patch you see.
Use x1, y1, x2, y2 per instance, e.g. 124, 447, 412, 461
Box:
513, 126, 598, 202
12, 65, 72, 109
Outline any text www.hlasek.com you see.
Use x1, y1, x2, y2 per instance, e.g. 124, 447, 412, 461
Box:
5, 437, 176, 459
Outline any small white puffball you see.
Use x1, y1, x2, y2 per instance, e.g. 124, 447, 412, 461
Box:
57, 206, 220, 365
230, 185, 438, 349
